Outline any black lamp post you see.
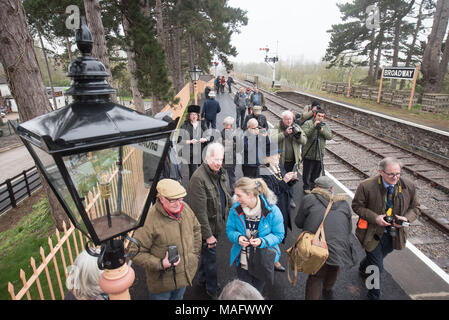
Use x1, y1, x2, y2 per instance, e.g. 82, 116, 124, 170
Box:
189, 65, 202, 104
11, 17, 176, 299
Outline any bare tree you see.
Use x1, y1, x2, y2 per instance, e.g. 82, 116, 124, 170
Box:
83, 0, 116, 101
121, 13, 145, 113
421, 0, 449, 93
0, 0, 71, 231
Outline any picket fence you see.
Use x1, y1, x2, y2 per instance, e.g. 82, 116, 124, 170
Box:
7, 147, 144, 300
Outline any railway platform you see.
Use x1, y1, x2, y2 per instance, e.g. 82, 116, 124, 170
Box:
128, 88, 449, 301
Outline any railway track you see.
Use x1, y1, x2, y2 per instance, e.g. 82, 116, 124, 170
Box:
232, 79, 449, 273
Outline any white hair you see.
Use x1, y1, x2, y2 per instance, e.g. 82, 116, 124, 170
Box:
223, 116, 235, 126
219, 279, 264, 300
281, 110, 294, 119
247, 118, 259, 128
205, 142, 224, 160
65, 250, 103, 300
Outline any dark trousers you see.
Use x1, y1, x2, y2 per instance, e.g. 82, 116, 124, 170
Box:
188, 164, 199, 179
236, 107, 246, 129
242, 165, 258, 178
197, 242, 218, 294
205, 118, 217, 129
305, 263, 340, 300
224, 165, 236, 191
302, 159, 322, 191
359, 232, 394, 300
236, 265, 265, 294
283, 160, 295, 173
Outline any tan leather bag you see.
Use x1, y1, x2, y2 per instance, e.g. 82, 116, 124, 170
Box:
286, 199, 333, 285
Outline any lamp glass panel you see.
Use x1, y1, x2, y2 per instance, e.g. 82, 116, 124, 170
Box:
29, 144, 90, 236
62, 138, 167, 242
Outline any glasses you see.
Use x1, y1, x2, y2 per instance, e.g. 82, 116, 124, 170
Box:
382, 170, 401, 178
166, 197, 184, 204
249, 127, 259, 130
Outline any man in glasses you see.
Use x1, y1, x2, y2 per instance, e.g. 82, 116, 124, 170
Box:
352, 157, 421, 300
130, 179, 202, 300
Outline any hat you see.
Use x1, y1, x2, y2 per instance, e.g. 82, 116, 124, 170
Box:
311, 100, 320, 107
253, 105, 262, 114
187, 105, 201, 114
156, 179, 187, 199
314, 176, 334, 189
208, 91, 216, 97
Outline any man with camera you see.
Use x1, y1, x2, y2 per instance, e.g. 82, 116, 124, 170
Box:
272, 110, 307, 174
352, 157, 421, 300
301, 109, 332, 193
130, 179, 202, 300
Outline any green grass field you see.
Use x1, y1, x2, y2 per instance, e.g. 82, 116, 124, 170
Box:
0, 195, 85, 300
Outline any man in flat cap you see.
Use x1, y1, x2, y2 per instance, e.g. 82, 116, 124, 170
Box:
295, 175, 356, 300
130, 179, 202, 300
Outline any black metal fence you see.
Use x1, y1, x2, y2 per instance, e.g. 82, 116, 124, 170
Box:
0, 166, 41, 216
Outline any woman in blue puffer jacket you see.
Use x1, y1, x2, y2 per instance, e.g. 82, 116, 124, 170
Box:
226, 177, 284, 293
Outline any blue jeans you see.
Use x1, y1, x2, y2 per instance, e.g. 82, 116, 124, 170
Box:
359, 232, 394, 300
148, 286, 186, 300
197, 242, 218, 293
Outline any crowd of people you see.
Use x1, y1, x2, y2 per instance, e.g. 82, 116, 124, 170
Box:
66, 84, 421, 301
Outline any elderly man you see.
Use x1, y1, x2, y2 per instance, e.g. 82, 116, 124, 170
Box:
242, 105, 268, 131
272, 110, 307, 173
234, 87, 248, 129
352, 157, 421, 300
295, 176, 356, 300
187, 143, 232, 299
243, 118, 270, 178
301, 109, 333, 193
130, 179, 202, 300
201, 90, 221, 129
249, 87, 265, 109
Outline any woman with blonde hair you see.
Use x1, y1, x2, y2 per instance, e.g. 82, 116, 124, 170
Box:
226, 177, 284, 293
65, 250, 108, 300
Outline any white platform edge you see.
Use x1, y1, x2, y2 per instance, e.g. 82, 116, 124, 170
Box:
325, 170, 449, 286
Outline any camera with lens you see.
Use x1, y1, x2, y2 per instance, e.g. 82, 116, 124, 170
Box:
291, 124, 302, 139
316, 122, 326, 129
394, 218, 410, 227
383, 215, 397, 237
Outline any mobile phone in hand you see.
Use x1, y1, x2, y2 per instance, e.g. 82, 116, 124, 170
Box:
168, 245, 179, 265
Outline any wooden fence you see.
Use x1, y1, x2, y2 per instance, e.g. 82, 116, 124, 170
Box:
0, 167, 41, 216
7, 147, 144, 300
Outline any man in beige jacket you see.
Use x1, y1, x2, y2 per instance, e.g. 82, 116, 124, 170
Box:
130, 179, 202, 300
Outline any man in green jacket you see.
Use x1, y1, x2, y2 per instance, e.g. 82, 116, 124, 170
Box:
130, 179, 202, 300
187, 142, 232, 299
301, 109, 333, 193
272, 110, 307, 173
352, 157, 420, 300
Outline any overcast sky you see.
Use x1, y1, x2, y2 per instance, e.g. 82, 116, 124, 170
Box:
227, 0, 351, 64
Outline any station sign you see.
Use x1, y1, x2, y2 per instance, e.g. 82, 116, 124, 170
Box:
382, 67, 416, 80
